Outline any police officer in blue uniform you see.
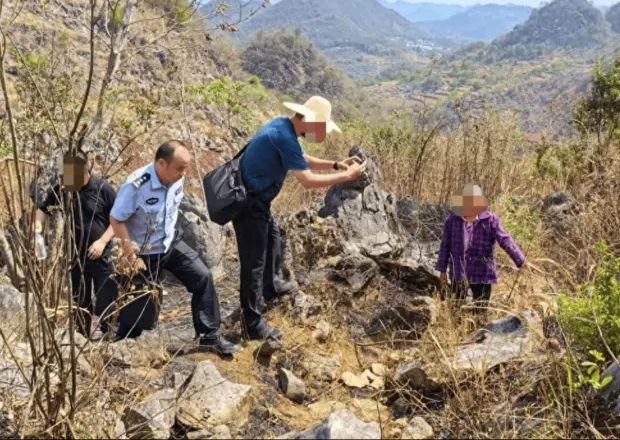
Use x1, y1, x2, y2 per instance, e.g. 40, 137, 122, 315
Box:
110, 140, 240, 355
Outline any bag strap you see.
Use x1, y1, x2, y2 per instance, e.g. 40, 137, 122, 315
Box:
232, 142, 251, 160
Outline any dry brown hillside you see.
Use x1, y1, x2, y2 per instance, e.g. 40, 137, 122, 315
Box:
0, 1, 618, 439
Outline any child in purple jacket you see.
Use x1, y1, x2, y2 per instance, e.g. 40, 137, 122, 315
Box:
435, 184, 525, 310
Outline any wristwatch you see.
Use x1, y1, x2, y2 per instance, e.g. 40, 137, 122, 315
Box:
333, 161, 339, 170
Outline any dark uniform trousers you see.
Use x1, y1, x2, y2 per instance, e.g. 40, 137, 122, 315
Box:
70, 256, 117, 335
116, 239, 221, 339
232, 197, 282, 335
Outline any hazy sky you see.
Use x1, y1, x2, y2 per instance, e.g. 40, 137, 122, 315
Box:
387, 0, 616, 6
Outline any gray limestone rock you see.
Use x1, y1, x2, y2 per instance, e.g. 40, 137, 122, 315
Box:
296, 409, 380, 439
122, 388, 176, 439
177, 360, 251, 431
600, 362, 620, 419
278, 367, 307, 403
318, 147, 404, 258
178, 195, 226, 278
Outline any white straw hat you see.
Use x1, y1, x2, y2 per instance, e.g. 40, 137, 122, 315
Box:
283, 96, 342, 134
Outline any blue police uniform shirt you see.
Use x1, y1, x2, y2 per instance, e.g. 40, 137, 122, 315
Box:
110, 163, 184, 255
240, 117, 308, 202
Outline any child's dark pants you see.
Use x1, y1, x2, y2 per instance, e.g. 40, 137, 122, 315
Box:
447, 282, 492, 313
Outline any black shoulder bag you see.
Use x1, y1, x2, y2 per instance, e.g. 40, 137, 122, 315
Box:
202, 143, 250, 225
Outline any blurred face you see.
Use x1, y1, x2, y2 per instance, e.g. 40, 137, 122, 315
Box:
452, 195, 487, 221
62, 154, 88, 191
302, 120, 327, 143
156, 146, 191, 185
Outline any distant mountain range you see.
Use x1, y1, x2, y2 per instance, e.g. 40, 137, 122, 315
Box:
377, 1, 467, 22
417, 4, 533, 41
231, 0, 439, 48
494, 0, 611, 51
606, 3, 620, 33
209, 0, 460, 79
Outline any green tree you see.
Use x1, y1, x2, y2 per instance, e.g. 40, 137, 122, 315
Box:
573, 58, 620, 172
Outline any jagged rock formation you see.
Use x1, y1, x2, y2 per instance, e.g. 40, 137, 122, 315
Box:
178, 195, 227, 278
319, 146, 405, 258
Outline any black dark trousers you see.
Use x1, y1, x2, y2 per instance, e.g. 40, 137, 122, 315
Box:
470, 283, 492, 302
446, 281, 492, 313
70, 257, 117, 335
116, 239, 221, 339
232, 198, 279, 334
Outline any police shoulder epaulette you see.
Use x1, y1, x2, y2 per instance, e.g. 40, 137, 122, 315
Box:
132, 172, 151, 189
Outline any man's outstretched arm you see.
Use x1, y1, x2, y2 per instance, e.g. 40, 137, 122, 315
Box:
292, 161, 366, 190
303, 153, 362, 171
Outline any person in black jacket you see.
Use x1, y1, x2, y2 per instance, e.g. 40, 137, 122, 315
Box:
31, 153, 117, 337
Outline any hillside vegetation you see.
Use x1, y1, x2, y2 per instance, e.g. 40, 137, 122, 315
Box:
0, 0, 618, 439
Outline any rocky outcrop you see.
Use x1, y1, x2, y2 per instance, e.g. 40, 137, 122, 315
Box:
178, 195, 226, 278
281, 148, 440, 302
540, 192, 577, 234
318, 147, 405, 258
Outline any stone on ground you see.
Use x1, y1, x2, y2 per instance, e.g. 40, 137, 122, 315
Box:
297, 409, 381, 439
401, 416, 433, 439
177, 361, 251, 431
278, 367, 306, 403
393, 362, 441, 394
302, 353, 341, 382
122, 388, 176, 439
312, 320, 331, 343
452, 312, 543, 372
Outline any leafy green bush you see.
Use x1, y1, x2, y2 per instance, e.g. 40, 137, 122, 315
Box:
495, 194, 541, 252
558, 243, 620, 356
186, 77, 269, 134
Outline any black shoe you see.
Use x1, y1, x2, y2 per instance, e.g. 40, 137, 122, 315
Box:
199, 334, 241, 355
265, 280, 299, 302
246, 324, 283, 341
275, 279, 299, 295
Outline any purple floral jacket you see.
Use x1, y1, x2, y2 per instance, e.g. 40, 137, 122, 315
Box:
435, 211, 525, 284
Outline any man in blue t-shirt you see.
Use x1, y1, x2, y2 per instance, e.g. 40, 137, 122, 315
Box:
236, 95, 366, 341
